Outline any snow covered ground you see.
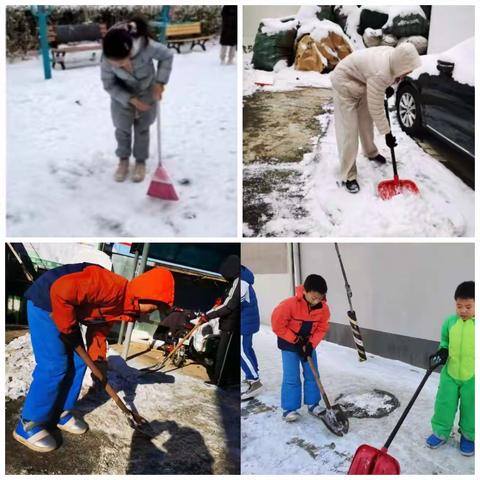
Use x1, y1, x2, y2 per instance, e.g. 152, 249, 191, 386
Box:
6, 334, 239, 474
243, 52, 332, 96
241, 327, 474, 475
7, 42, 237, 237
243, 87, 474, 237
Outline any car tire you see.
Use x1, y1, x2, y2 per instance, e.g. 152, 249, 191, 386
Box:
396, 85, 423, 135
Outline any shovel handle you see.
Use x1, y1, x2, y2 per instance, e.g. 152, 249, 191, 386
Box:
384, 99, 399, 178
307, 355, 332, 410
383, 363, 438, 450
74, 345, 137, 420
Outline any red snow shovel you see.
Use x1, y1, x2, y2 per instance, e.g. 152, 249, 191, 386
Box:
377, 99, 419, 200
147, 102, 179, 201
348, 353, 445, 474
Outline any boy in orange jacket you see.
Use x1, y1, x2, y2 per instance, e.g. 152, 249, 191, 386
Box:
271, 274, 330, 422
14, 263, 174, 453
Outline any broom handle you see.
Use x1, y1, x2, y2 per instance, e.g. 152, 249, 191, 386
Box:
156, 102, 162, 167
384, 99, 399, 178
307, 355, 332, 410
383, 366, 435, 449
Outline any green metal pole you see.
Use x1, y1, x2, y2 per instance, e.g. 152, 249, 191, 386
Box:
158, 6, 170, 44
36, 6, 52, 80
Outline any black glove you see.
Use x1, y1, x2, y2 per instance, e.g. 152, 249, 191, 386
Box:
385, 132, 397, 148
91, 360, 108, 391
296, 336, 313, 360
59, 328, 84, 349
385, 86, 395, 99
430, 348, 449, 367
303, 342, 313, 361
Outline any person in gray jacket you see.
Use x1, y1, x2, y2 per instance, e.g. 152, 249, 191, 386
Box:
330, 42, 421, 193
101, 17, 173, 183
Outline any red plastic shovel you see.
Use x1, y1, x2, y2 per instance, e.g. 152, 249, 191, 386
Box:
377, 100, 419, 200
348, 353, 444, 475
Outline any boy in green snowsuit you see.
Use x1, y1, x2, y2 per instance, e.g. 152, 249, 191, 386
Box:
426, 281, 474, 456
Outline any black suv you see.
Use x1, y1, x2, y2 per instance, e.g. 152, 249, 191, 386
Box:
395, 38, 474, 159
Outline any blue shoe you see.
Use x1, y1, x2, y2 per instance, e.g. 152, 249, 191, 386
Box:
460, 435, 474, 456
57, 411, 88, 435
13, 418, 57, 452
426, 433, 446, 449
308, 402, 325, 417
282, 410, 300, 422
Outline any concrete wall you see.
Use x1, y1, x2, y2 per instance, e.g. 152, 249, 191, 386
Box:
243, 5, 299, 47
299, 243, 474, 341
241, 243, 293, 325
427, 5, 475, 54
299, 243, 474, 367
242, 242, 474, 368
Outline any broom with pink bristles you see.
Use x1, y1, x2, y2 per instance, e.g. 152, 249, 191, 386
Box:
147, 102, 179, 200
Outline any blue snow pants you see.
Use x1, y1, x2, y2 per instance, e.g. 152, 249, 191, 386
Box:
241, 333, 259, 380
281, 349, 321, 412
22, 301, 87, 423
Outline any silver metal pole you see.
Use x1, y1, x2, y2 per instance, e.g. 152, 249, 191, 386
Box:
121, 244, 150, 360
117, 249, 140, 344
292, 243, 302, 288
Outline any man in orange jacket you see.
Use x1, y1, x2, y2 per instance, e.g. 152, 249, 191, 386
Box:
14, 262, 174, 453
271, 274, 330, 422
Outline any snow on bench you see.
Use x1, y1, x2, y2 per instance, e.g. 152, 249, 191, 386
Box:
48, 23, 107, 70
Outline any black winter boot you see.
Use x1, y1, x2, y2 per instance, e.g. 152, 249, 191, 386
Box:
342, 179, 360, 194
369, 154, 387, 164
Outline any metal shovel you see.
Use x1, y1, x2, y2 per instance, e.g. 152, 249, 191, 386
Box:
74, 345, 155, 438
307, 355, 349, 436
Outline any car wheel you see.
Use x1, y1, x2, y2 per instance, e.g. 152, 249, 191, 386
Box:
396, 85, 423, 135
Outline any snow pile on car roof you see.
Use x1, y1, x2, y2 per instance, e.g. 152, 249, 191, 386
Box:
410, 37, 474, 87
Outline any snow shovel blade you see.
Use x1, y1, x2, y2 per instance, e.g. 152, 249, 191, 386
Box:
348, 445, 400, 475
378, 177, 419, 200
128, 412, 156, 438
319, 405, 349, 436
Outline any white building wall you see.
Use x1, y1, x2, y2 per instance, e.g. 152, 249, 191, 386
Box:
299, 243, 474, 342
242, 242, 473, 343
241, 243, 293, 325
427, 5, 475, 54
254, 273, 293, 325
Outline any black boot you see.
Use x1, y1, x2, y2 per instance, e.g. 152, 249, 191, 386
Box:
369, 154, 386, 164
342, 179, 360, 194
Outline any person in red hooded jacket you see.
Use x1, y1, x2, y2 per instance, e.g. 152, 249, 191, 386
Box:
13, 263, 174, 453
271, 274, 330, 422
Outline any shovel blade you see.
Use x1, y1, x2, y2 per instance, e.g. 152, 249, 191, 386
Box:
128, 414, 156, 438
348, 445, 400, 475
320, 404, 349, 436
378, 178, 419, 200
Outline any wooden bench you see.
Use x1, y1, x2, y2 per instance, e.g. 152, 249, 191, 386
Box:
166, 22, 213, 54
48, 23, 107, 69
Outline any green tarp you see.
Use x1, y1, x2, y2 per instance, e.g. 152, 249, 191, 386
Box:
252, 19, 297, 72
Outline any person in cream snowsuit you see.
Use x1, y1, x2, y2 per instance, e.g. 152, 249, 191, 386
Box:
330, 42, 421, 193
